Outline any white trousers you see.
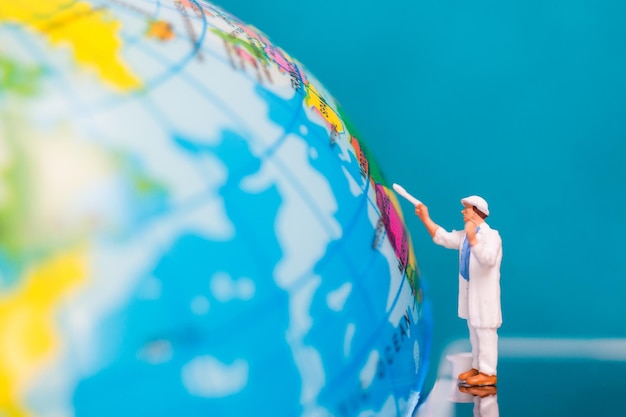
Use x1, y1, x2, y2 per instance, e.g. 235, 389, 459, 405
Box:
468, 322, 498, 376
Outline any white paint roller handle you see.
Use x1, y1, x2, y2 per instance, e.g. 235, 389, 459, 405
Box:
392, 183, 423, 207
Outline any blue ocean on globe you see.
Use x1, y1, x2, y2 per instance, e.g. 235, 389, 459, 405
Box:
0, 1, 432, 416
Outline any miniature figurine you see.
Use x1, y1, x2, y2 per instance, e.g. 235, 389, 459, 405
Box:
414, 196, 502, 386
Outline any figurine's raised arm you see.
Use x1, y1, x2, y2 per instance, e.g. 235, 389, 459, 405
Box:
414, 204, 439, 238
415, 204, 464, 249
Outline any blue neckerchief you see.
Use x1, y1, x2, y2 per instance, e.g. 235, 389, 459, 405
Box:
460, 226, 480, 281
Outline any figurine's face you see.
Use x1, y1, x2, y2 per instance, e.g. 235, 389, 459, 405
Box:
461, 204, 476, 223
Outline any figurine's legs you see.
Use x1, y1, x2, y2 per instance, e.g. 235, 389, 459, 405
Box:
464, 325, 498, 386
458, 322, 480, 381
467, 321, 479, 371
474, 327, 498, 376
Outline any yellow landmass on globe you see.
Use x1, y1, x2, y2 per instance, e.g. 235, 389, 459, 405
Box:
0, 2, 141, 90
304, 83, 344, 134
0, 247, 87, 416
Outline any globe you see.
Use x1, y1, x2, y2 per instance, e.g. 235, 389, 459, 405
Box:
0, 1, 432, 416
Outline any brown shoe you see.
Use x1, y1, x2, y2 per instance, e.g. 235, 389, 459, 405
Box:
464, 372, 497, 387
458, 368, 479, 381
459, 385, 497, 398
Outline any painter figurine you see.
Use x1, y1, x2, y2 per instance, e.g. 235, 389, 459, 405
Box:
415, 196, 502, 386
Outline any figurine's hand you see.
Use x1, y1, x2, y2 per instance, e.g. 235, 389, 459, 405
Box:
414, 204, 429, 223
415, 204, 439, 238
464, 221, 478, 244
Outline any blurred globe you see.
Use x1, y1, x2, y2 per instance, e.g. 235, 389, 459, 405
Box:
0, 1, 431, 416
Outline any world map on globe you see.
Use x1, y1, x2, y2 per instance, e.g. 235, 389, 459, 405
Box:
0, 1, 432, 416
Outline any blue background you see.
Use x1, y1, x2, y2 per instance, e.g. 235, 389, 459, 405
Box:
214, 0, 626, 397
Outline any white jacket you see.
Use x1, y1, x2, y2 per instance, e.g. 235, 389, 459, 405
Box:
433, 222, 502, 328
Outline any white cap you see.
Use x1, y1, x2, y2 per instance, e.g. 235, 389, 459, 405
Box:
461, 195, 489, 216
